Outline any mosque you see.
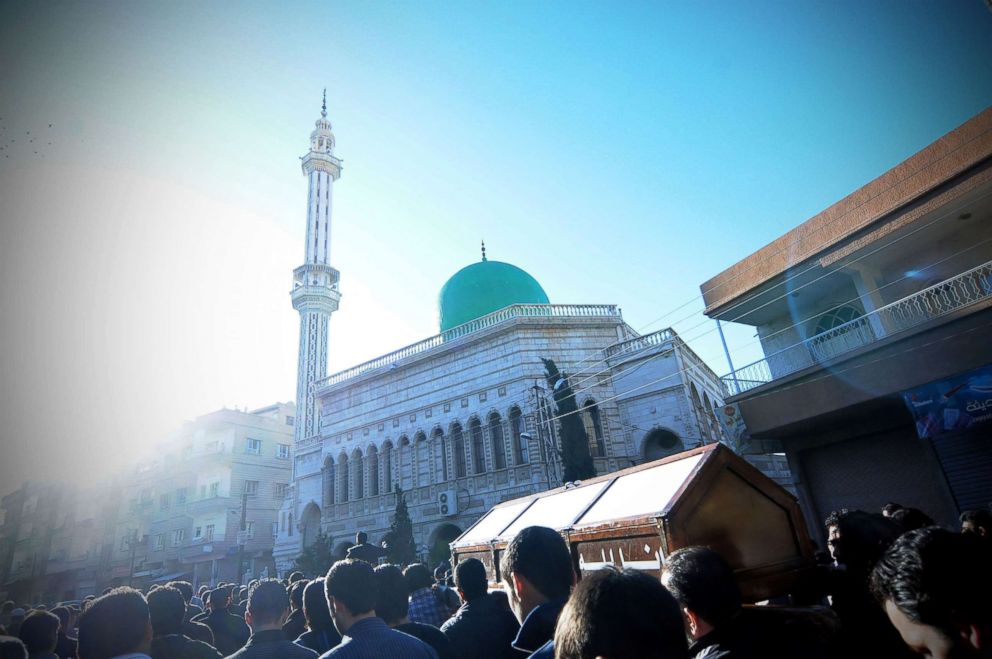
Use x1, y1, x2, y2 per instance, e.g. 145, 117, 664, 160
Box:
272, 97, 755, 574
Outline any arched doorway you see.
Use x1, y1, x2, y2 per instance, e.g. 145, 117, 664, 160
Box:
642, 428, 683, 463
428, 522, 463, 568
300, 502, 322, 548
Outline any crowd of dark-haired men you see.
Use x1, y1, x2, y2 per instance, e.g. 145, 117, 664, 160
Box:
0, 508, 989, 659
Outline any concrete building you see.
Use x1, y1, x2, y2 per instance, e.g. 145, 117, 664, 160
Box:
108, 403, 295, 590
701, 108, 992, 542
273, 96, 788, 574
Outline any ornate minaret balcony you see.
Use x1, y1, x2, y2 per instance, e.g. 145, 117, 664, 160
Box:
291, 263, 341, 315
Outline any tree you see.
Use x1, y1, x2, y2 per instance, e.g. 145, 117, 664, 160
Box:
382, 486, 418, 565
290, 530, 335, 578
542, 358, 596, 482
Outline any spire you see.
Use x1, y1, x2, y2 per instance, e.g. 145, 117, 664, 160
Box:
321, 88, 327, 118
481, 240, 487, 262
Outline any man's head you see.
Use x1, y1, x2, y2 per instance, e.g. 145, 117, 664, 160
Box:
555, 568, 688, 659
824, 509, 901, 569
206, 587, 230, 612
289, 580, 307, 612
453, 558, 488, 603
499, 526, 574, 625
373, 564, 410, 626
882, 502, 904, 518
402, 563, 434, 594
890, 507, 935, 533
872, 527, 991, 659
164, 581, 193, 604
17, 611, 60, 654
0, 636, 27, 659
77, 588, 152, 659
355, 531, 368, 545
246, 580, 290, 632
325, 559, 377, 636
288, 571, 305, 584
49, 607, 71, 635
146, 587, 185, 637
302, 578, 334, 632
661, 547, 741, 641
960, 510, 992, 538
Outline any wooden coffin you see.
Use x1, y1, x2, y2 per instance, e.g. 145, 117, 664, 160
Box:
450, 443, 815, 602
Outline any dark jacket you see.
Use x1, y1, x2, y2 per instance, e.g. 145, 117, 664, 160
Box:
295, 628, 342, 654
282, 609, 307, 642
511, 597, 567, 654
319, 616, 437, 658
224, 629, 318, 659
344, 543, 386, 565
202, 609, 251, 656
395, 622, 456, 659
441, 594, 523, 659
185, 619, 215, 645
150, 633, 223, 659
54, 632, 77, 659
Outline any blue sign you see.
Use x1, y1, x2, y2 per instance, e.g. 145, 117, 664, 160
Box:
902, 365, 992, 439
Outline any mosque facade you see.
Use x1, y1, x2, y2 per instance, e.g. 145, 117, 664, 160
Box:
273, 100, 778, 575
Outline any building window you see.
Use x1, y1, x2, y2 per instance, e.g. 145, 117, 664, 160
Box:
434, 428, 448, 481
209, 482, 219, 498
120, 535, 130, 552
368, 445, 379, 496
353, 449, 364, 499
205, 524, 215, 541
382, 443, 393, 493
154, 534, 165, 551
415, 432, 430, 486
288, 513, 294, 536
277, 443, 290, 459
246, 438, 262, 455
171, 529, 185, 547
194, 526, 202, 539
489, 413, 507, 470
323, 457, 335, 507
509, 406, 528, 464
244, 480, 259, 496
245, 521, 255, 539
275, 483, 289, 499
286, 415, 295, 426
340, 454, 350, 503
452, 423, 466, 478
175, 488, 187, 504
159, 493, 170, 511
470, 418, 486, 474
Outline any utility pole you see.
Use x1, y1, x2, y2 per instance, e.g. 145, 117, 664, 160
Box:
236, 491, 248, 585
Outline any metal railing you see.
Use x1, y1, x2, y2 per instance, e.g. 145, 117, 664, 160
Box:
315, 304, 621, 388
604, 328, 674, 359
722, 259, 992, 396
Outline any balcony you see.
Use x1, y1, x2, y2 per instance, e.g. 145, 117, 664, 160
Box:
722, 259, 992, 396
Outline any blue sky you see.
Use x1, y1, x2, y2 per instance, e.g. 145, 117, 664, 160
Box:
1, 0, 990, 489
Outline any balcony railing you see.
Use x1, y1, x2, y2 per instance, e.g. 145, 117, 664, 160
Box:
604, 328, 674, 359
722, 259, 992, 396
315, 304, 621, 388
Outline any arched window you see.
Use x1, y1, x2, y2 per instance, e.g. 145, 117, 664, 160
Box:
509, 406, 527, 464
433, 428, 448, 481
399, 436, 412, 491
642, 428, 683, 463
470, 418, 486, 474
288, 512, 293, 536
813, 305, 863, 336
367, 445, 379, 496
689, 383, 711, 442
352, 449, 364, 499
382, 442, 394, 493
415, 432, 431, 486
489, 413, 507, 470
583, 400, 606, 457
452, 423, 467, 478
339, 453, 349, 503
322, 456, 335, 507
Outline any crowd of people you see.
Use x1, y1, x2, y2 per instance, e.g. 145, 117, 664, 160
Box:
0, 509, 988, 659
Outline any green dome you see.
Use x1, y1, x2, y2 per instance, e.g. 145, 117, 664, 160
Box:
439, 259, 550, 332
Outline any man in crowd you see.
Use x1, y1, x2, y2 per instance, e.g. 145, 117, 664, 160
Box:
960, 509, 992, 538
372, 565, 455, 659
282, 581, 308, 642
146, 586, 220, 659
872, 527, 991, 658
223, 580, 316, 659
344, 532, 386, 565
0, 636, 28, 659
499, 526, 574, 658
16, 611, 59, 659
200, 588, 249, 655
77, 588, 153, 659
404, 564, 451, 628
48, 607, 75, 659
293, 579, 341, 654
163, 581, 213, 645
440, 558, 521, 659
323, 559, 437, 658
554, 567, 688, 659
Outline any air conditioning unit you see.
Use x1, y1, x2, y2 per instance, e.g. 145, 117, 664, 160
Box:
438, 490, 458, 516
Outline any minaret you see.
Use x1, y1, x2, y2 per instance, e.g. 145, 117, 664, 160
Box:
291, 90, 342, 445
